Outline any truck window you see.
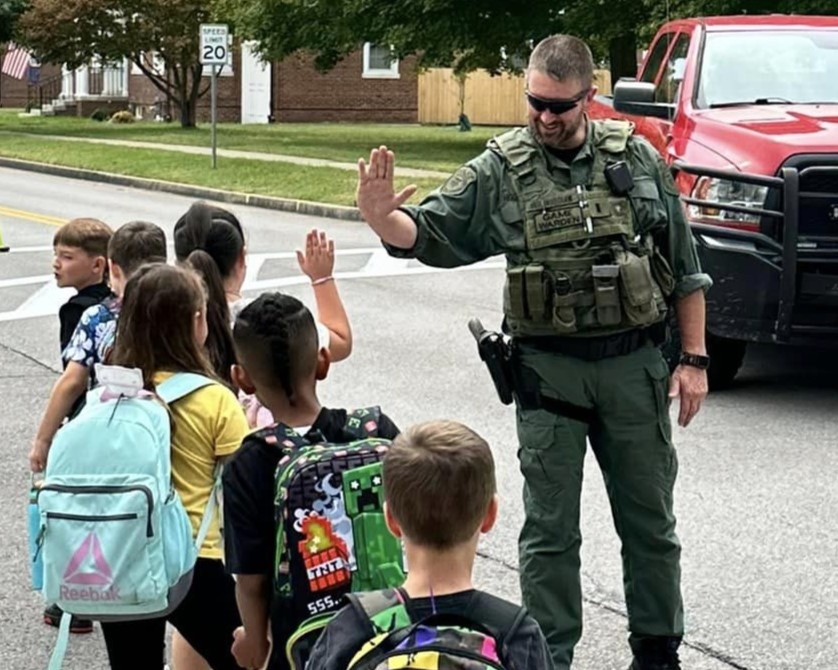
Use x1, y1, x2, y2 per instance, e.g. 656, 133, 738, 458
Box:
639, 32, 673, 83
655, 33, 690, 104
697, 30, 838, 107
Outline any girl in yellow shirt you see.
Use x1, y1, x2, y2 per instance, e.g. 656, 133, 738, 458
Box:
102, 263, 248, 670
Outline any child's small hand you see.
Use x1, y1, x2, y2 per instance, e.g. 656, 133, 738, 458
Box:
296, 229, 335, 282
29, 438, 50, 473
231, 625, 270, 669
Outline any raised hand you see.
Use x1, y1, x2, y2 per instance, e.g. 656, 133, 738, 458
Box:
356, 145, 417, 226
296, 229, 335, 282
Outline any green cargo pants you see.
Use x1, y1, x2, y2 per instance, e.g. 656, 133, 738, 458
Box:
515, 341, 683, 670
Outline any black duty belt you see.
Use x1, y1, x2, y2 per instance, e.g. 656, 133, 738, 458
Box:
515, 321, 667, 362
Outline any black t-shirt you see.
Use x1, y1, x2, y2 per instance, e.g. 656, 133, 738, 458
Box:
58, 282, 112, 360
222, 406, 400, 670
546, 143, 583, 166
305, 589, 553, 670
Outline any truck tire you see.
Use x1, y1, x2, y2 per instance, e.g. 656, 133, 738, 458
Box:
706, 332, 747, 390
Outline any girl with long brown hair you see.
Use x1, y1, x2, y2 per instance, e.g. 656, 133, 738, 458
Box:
101, 263, 248, 670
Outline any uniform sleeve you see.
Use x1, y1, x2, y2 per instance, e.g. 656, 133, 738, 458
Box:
640, 140, 713, 299
222, 443, 276, 575
384, 150, 524, 267
212, 388, 249, 458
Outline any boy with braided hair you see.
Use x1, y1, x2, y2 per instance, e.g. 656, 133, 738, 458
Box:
222, 292, 400, 670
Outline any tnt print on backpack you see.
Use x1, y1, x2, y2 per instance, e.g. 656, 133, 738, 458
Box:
262, 407, 407, 669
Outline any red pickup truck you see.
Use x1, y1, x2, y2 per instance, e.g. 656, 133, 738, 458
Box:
593, 15, 838, 387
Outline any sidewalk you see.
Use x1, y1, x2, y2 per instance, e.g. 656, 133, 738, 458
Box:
0, 131, 450, 180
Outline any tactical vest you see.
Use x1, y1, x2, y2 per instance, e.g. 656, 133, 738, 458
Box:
490, 121, 675, 338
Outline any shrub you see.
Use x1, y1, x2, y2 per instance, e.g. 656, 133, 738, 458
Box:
109, 110, 135, 124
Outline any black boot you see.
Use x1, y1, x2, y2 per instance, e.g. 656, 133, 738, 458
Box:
627, 635, 682, 670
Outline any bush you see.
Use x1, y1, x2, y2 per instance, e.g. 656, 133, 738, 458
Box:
109, 110, 135, 124
89, 108, 109, 122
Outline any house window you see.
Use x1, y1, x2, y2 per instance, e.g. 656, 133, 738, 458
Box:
363, 42, 399, 79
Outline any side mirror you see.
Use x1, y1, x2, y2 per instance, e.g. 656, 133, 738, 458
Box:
613, 79, 676, 120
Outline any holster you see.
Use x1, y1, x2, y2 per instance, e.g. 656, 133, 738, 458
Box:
468, 319, 596, 424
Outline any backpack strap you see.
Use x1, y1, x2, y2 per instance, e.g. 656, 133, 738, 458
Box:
155, 372, 221, 553
47, 610, 72, 670
343, 406, 383, 440
470, 592, 529, 663
155, 372, 215, 404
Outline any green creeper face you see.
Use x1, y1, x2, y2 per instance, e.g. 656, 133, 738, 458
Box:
343, 462, 385, 516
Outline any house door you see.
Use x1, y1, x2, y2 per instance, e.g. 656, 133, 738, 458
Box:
241, 42, 271, 124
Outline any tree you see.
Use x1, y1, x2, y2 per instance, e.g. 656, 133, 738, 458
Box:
17, 0, 217, 127
220, 0, 570, 75
0, 0, 29, 43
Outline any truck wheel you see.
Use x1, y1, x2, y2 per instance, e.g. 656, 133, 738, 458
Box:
706, 333, 747, 390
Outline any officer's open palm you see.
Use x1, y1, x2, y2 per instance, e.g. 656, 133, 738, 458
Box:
356, 145, 417, 226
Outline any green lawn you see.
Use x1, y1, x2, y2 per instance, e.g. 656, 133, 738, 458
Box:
0, 134, 443, 207
0, 109, 506, 173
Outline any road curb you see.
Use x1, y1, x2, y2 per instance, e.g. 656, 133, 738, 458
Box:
0, 156, 363, 222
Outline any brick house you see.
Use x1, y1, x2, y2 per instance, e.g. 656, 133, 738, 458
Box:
130, 42, 418, 124
2, 43, 419, 124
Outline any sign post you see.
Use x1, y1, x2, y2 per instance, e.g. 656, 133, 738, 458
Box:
200, 23, 229, 169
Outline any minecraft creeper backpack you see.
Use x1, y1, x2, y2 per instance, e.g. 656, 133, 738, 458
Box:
256, 407, 406, 669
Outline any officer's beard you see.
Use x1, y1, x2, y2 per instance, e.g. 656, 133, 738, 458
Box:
529, 111, 587, 150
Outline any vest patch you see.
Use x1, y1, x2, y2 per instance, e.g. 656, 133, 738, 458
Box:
534, 206, 582, 232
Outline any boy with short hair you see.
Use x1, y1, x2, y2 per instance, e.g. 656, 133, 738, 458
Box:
30, 220, 167, 474
32, 220, 167, 633
52, 218, 113, 357
40, 217, 114, 635
306, 420, 554, 670
222, 292, 400, 670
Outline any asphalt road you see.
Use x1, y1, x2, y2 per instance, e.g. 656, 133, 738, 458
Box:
1, 167, 836, 669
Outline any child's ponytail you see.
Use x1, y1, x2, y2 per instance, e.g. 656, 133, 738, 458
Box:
187, 249, 236, 387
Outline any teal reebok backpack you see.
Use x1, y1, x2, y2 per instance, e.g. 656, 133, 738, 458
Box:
36, 371, 221, 670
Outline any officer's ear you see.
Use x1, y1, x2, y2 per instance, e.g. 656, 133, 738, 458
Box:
384, 502, 403, 539
479, 495, 499, 535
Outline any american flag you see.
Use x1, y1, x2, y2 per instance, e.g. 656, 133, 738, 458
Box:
2, 43, 31, 80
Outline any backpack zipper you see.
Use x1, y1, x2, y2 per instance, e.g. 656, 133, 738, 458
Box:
38, 484, 154, 537
46, 512, 139, 522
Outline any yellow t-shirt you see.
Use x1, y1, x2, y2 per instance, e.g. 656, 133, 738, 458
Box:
154, 372, 248, 559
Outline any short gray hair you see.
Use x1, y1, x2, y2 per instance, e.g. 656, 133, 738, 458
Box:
528, 35, 594, 89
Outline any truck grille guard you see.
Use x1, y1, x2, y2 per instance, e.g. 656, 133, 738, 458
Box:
673, 161, 838, 342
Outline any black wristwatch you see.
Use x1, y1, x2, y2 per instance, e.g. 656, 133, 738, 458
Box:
679, 352, 711, 370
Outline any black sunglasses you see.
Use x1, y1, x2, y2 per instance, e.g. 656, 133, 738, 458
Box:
526, 89, 590, 115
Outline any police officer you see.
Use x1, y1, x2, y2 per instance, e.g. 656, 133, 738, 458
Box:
355, 34, 711, 670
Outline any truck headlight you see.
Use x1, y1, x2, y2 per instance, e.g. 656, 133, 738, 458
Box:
688, 176, 768, 232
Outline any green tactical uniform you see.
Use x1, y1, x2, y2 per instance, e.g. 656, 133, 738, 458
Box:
383, 119, 712, 669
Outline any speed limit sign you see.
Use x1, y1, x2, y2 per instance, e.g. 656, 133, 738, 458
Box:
200, 24, 229, 65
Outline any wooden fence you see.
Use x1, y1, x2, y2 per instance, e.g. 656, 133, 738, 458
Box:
418, 68, 611, 126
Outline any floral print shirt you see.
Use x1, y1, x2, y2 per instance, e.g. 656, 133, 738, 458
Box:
62, 297, 122, 369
